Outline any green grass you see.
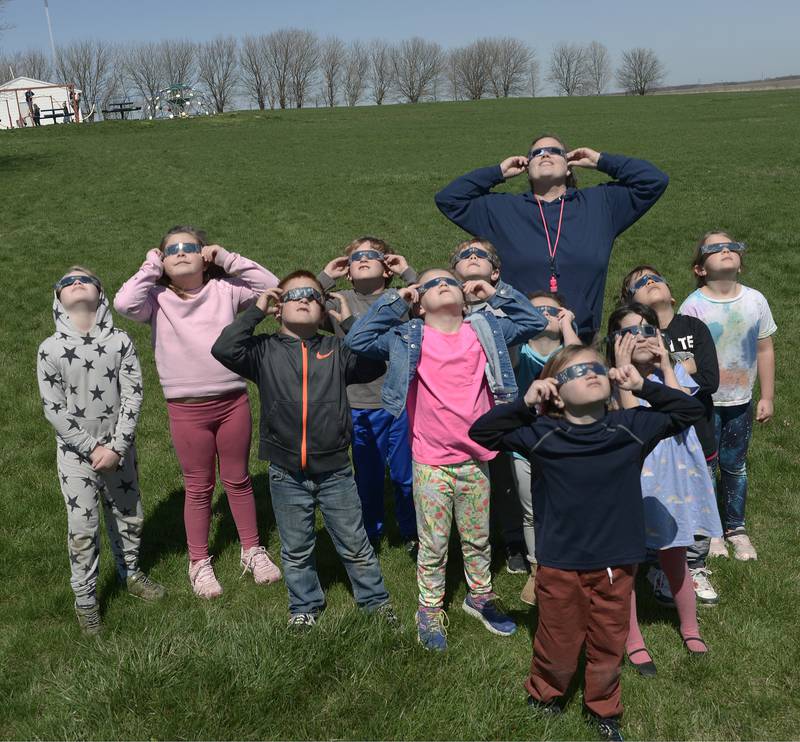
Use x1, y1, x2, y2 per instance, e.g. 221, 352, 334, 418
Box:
1, 91, 799, 740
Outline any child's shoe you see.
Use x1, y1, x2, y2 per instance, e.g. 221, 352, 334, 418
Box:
585, 710, 624, 741
505, 542, 528, 574
690, 566, 718, 605
74, 601, 103, 636
520, 567, 537, 606
375, 601, 402, 630
240, 546, 282, 584
287, 613, 317, 631
189, 557, 223, 599
126, 570, 166, 602
646, 566, 674, 606
416, 606, 448, 651
708, 536, 729, 558
462, 592, 516, 636
527, 695, 562, 717
726, 532, 757, 561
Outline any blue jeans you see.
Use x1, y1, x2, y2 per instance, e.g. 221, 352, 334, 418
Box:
269, 464, 390, 615
351, 407, 416, 541
714, 402, 753, 533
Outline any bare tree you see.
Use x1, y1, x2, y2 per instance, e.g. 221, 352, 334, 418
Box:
367, 39, 393, 105
616, 47, 665, 95
123, 41, 164, 113
451, 40, 492, 100
263, 29, 293, 109
547, 42, 587, 96
488, 37, 532, 97
528, 56, 540, 97
392, 37, 443, 104
240, 34, 271, 109
582, 41, 611, 95
288, 29, 318, 108
197, 36, 238, 112
104, 46, 136, 109
319, 36, 345, 107
444, 49, 462, 101
161, 39, 195, 85
56, 40, 113, 111
343, 40, 369, 106
17, 48, 54, 80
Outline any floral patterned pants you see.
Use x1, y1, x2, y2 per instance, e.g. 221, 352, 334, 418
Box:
413, 460, 492, 608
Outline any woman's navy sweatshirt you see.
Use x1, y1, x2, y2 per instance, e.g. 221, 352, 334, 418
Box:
468, 381, 704, 571
435, 155, 669, 340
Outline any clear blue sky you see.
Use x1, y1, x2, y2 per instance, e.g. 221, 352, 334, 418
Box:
2, 0, 798, 89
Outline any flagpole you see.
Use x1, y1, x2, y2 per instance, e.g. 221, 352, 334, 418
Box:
44, 0, 57, 67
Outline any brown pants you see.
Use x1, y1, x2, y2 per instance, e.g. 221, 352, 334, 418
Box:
525, 565, 635, 719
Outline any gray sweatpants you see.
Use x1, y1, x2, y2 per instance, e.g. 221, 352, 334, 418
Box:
510, 456, 536, 565
57, 444, 143, 605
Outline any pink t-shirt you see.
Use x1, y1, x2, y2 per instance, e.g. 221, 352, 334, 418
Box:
407, 323, 497, 466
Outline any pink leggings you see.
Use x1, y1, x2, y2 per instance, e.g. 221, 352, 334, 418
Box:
167, 391, 260, 561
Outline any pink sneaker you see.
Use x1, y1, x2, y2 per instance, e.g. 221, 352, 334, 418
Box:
708, 537, 728, 558
727, 533, 758, 561
189, 557, 223, 599
240, 546, 282, 584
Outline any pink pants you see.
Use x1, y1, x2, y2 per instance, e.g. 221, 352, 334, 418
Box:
167, 391, 260, 561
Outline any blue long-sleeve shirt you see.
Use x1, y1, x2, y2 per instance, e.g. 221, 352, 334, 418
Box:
435, 154, 669, 340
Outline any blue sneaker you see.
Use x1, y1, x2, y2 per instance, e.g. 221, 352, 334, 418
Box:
462, 593, 517, 636
416, 606, 448, 651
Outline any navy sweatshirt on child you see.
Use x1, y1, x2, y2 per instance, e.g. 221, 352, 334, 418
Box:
469, 380, 704, 570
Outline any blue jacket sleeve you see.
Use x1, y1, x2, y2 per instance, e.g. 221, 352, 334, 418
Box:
343, 289, 409, 361
487, 282, 547, 346
434, 165, 507, 237
596, 154, 669, 237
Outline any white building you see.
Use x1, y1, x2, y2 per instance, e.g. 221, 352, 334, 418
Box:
0, 75, 82, 129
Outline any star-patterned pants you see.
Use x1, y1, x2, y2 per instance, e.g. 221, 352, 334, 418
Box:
56, 443, 143, 605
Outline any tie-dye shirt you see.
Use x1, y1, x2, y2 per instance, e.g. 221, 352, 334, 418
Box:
679, 285, 776, 407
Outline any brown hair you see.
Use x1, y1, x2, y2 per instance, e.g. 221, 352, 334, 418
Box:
605, 303, 662, 367
344, 235, 393, 287
157, 225, 227, 298
527, 289, 567, 306
539, 344, 605, 417
449, 237, 501, 270
417, 267, 460, 285
617, 265, 672, 307
529, 133, 578, 189
278, 269, 324, 292
692, 229, 743, 287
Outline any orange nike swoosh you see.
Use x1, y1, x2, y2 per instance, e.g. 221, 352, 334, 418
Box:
316, 350, 334, 360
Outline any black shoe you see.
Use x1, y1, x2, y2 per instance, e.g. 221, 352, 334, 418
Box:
506, 542, 529, 574
587, 713, 623, 741
403, 538, 419, 560
527, 695, 562, 717
627, 648, 657, 678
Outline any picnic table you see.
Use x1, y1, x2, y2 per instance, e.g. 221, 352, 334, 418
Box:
101, 101, 142, 120
39, 108, 73, 122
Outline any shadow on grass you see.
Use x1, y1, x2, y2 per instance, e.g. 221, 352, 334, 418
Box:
0, 153, 54, 172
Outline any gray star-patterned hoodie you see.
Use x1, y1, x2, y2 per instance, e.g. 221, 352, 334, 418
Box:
37, 288, 143, 461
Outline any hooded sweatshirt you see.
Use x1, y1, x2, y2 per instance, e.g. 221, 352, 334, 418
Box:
37, 290, 143, 459
113, 248, 278, 399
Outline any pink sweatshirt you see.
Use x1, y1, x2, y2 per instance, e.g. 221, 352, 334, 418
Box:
114, 248, 278, 399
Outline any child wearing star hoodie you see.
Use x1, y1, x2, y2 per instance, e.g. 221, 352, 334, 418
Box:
37, 266, 165, 636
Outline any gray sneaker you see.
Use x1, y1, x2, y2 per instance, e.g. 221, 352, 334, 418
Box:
126, 571, 167, 602
288, 612, 317, 631
375, 601, 402, 630
74, 601, 103, 636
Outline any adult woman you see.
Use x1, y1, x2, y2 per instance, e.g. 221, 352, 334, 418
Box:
435, 134, 669, 341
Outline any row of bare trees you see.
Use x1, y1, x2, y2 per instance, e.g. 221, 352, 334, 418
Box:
0, 32, 666, 114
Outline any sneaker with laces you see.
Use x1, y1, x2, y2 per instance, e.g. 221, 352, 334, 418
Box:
404, 538, 419, 561
416, 606, 448, 651
189, 557, 223, 599
727, 532, 757, 561
593, 716, 624, 742
126, 571, 166, 602
708, 536, 729, 558
505, 542, 529, 574
646, 566, 674, 606
690, 566, 719, 605
527, 695, 562, 716
74, 601, 103, 636
462, 592, 517, 636
520, 568, 537, 606
287, 612, 317, 631
240, 546, 282, 584
375, 601, 402, 630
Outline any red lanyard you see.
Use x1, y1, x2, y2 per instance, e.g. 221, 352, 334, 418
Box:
536, 197, 565, 293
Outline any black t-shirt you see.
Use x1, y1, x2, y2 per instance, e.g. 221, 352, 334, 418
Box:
664, 313, 719, 459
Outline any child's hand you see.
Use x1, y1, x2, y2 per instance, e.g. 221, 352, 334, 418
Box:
397, 286, 420, 305
323, 256, 350, 280
613, 332, 635, 366
557, 308, 575, 330
90, 445, 121, 472
756, 398, 773, 423
609, 364, 644, 391
523, 378, 562, 408
202, 244, 222, 265
147, 248, 165, 267
461, 280, 496, 300
566, 147, 601, 169
649, 330, 671, 369
383, 254, 408, 276
327, 292, 351, 324
500, 155, 529, 179
681, 356, 697, 375
256, 288, 283, 316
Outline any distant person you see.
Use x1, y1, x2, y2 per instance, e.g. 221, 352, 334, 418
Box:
25, 88, 34, 117
62, 102, 71, 123
71, 89, 81, 122
435, 135, 669, 342
33, 104, 41, 126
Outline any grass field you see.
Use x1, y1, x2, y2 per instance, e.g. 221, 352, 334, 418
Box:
1, 91, 799, 741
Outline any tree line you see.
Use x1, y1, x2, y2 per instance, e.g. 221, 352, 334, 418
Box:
0, 32, 666, 114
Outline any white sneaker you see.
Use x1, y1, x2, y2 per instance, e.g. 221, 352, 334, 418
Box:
189, 557, 223, 599
708, 537, 729, 558
727, 533, 758, 561
690, 566, 719, 606
646, 566, 674, 606
240, 546, 282, 584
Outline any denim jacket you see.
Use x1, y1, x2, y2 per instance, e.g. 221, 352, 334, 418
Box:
344, 283, 547, 417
